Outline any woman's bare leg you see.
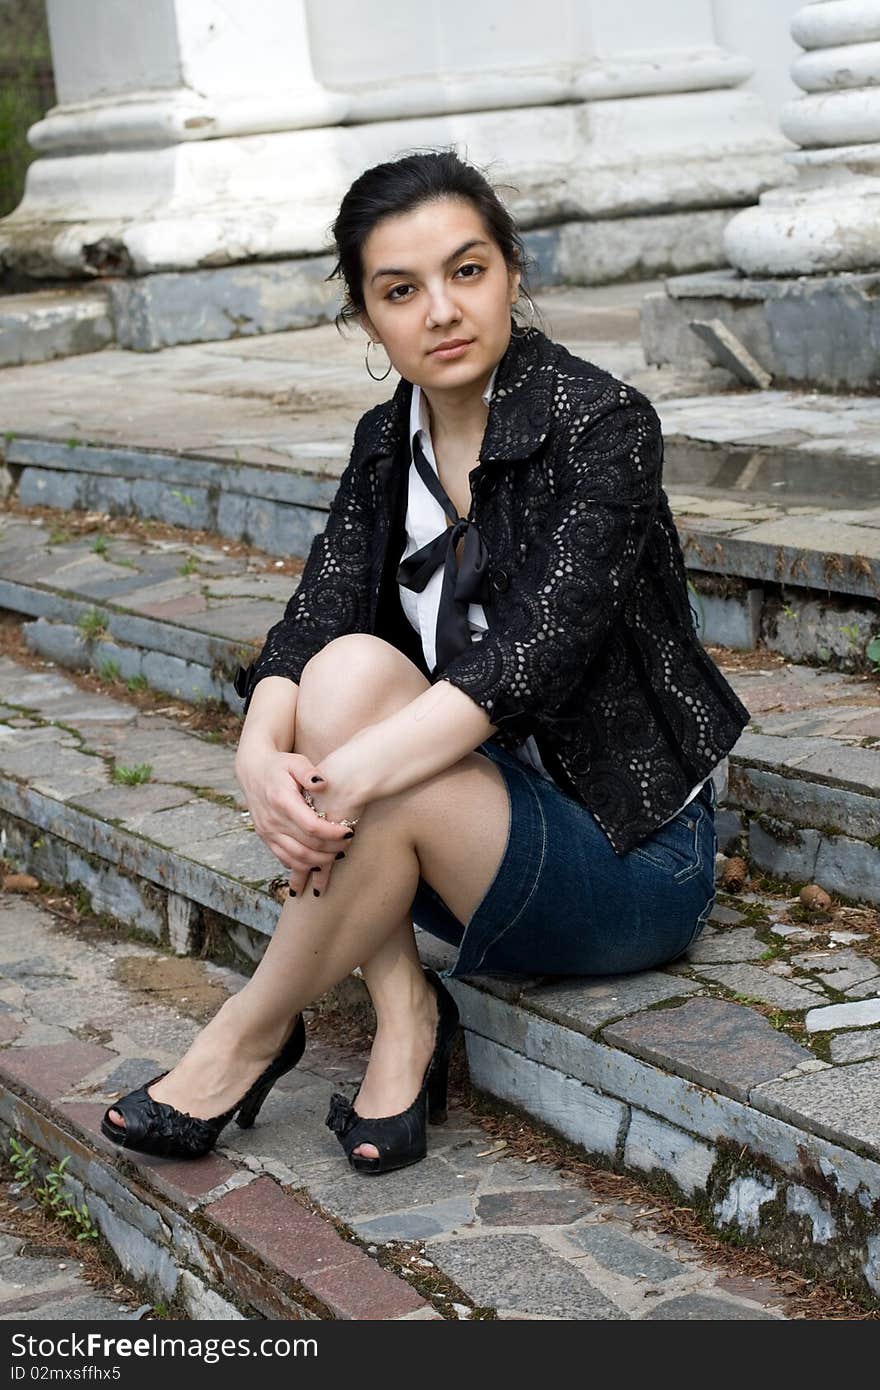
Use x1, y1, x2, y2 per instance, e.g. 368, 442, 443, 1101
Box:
109, 636, 510, 1153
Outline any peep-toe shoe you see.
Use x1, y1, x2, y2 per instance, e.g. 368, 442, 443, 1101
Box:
100, 1013, 306, 1159
325, 968, 460, 1175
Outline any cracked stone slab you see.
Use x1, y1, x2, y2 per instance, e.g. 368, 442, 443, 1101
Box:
430, 1233, 626, 1319
751, 1059, 880, 1158
602, 997, 814, 1104
522, 971, 702, 1033
829, 1029, 880, 1064
561, 1224, 686, 1284
688, 963, 823, 1011
804, 998, 880, 1033
790, 949, 880, 993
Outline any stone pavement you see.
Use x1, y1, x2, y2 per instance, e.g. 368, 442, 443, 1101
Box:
0, 891, 798, 1321
0, 1231, 146, 1321
1, 655, 880, 1303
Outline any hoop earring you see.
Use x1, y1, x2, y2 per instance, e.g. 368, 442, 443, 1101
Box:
511, 290, 538, 336
365, 339, 393, 381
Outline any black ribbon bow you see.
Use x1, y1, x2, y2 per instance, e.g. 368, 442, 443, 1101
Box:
396, 435, 491, 674
325, 1091, 357, 1137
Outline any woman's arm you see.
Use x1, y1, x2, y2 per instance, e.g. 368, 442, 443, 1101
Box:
234, 675, 353, 897
236, 675, 299, 761
312, 677, 497, 809
236, 411, 379, 722
309, 391, 662, 810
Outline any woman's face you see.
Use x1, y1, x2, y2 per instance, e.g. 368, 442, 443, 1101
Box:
357, 197, 521, 393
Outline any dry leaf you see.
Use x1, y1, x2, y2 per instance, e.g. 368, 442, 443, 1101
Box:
2, 873, 40, 893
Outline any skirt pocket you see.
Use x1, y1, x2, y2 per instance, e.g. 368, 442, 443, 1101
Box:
629, 801, 705, 883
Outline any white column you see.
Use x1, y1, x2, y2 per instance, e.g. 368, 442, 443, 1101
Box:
724, 0, 880, 274
0, 0, 788, 281
32, 0, 344, 149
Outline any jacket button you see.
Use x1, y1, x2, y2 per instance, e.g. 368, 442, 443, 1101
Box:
491, 568, 510, 593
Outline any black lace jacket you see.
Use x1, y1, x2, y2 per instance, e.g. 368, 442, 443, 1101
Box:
234, 323, 749, 854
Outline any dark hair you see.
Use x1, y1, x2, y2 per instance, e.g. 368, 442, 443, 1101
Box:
326, 148, 543, 334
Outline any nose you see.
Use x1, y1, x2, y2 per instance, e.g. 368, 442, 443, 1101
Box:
425, 279, 461, 328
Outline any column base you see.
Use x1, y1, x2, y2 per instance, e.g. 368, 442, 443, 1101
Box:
0, 90, 788, 280
641, 267, 880, 390
723, 147, 880, 276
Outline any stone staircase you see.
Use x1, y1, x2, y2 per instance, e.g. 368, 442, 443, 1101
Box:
1, 652, 880, 1310
1, 285, 879, 1312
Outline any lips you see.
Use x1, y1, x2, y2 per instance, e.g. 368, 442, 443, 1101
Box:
430, 339, 473, 353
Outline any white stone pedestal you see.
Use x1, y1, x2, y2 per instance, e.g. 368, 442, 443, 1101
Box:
724, 0, 880, 274
642, 2, 880, 390
0, 0, 789, 291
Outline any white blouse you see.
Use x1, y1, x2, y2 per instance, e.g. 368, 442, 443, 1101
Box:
397, 368, 715, 820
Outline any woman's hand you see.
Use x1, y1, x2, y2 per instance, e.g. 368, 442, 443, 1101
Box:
234, 746, 361, 898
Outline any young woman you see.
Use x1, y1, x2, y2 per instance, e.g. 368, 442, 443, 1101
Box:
102, 151, 750, 1176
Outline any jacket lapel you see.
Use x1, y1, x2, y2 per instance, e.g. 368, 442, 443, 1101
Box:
365, 324, 556, 643
359, 322, 556, 476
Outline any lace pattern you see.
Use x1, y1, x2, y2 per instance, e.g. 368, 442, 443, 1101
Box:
236, 324, 750, 853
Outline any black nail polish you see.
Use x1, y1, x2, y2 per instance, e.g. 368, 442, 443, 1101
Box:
335, 851, 345, 860
313, 887, 320, 897
290, 889, 297, 896
311, 865, 321, 872
310, 775, 324, 784
343, 830, 354, 839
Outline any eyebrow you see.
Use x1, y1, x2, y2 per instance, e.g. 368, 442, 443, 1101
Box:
369, 239, 491, 285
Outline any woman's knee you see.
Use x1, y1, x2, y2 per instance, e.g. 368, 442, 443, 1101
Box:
296, 635, 429, 741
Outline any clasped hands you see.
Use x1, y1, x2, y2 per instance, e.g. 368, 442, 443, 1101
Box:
234, 742, 367, 898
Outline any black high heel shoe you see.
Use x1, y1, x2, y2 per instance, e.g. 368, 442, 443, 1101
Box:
100, 1013, 306, 1159
325, 968, 460, 1176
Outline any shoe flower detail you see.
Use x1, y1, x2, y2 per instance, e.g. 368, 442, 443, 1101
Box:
325, 1091, 357, 1137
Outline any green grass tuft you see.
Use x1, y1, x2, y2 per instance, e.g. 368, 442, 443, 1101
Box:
111, 763, 153, 785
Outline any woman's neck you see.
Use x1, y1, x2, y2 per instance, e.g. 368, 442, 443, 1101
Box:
421, 367, 494, 454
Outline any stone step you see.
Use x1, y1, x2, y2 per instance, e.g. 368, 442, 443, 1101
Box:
1, 565, 879, 906
0, 512, 298, 707
0, 287, 114, 368
0, 895, 814, 1322
3, 432, 879, 670
1, 655, 880, 1311
719, 660, 880, 905
3, 439, 877, 671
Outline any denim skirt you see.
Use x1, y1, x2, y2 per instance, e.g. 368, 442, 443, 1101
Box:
410, 736, 717, 982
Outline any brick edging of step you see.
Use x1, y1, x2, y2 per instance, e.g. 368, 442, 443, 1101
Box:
0, 1070, 438, 1322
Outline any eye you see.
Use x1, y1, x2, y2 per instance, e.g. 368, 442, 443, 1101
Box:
386, 283, 412, 302
455, 262, 484, 280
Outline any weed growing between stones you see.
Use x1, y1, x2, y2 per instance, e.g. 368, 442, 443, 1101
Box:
6, 1138, 98, 1241
96, 657, 121, 682
110, 762, 153, 785
75, 607, 107, 641
0, 1146, 148, 1318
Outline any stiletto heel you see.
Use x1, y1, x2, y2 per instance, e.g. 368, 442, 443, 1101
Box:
325, 968, 460, 1176
235, 1071, 277, 1130
427, 1045, 451, 1125
101, 1014, 306, 1159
